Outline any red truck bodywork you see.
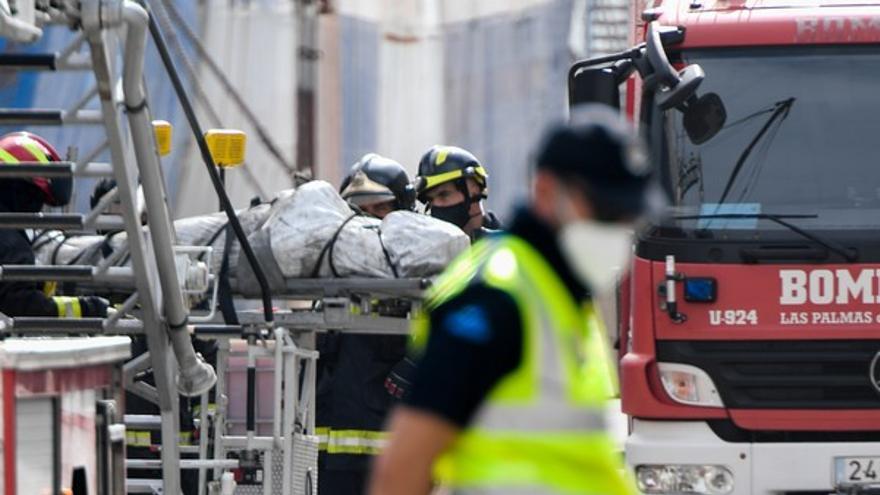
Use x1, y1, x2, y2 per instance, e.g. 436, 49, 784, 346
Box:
621, 0, 880, 433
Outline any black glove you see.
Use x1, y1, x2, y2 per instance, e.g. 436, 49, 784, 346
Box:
385, 356, 417, 400
79, 296, 110, 318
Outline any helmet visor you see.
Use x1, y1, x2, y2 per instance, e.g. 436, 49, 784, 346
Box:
341, 171, 396, 206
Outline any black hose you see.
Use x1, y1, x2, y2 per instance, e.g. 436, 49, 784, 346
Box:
246, 364, 256, 433
144, 2, 274, 324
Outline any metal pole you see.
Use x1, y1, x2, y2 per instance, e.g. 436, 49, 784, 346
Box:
198, 391, 210, 495
120, 1, 216, 398
273, 327, 284, 449
295, 0, 319, 176
246, 335, 257, 450
282, 339, 299, 495
213, 339, 230, 481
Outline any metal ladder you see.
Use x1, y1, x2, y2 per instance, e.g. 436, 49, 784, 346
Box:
0, 2, 216, 493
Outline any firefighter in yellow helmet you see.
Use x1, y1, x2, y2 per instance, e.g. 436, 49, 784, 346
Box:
370, 105, 650, 495
415, 146, 500, 239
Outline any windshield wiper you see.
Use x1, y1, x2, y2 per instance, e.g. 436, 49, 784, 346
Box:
673, 212, 857, 262
716, 97, 796, 206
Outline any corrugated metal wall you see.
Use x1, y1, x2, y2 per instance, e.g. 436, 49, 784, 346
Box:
441, 0, 574, 219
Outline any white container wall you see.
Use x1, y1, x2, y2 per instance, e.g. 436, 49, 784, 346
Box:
317, 0, 632, 217
173, 0, 298, 218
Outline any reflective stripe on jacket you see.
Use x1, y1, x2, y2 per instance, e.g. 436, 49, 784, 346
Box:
316, 427, 388, 455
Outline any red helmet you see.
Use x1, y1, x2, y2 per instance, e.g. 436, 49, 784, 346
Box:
0, 132, 71, 206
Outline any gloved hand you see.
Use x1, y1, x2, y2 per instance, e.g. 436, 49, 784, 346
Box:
384, 356, 417, 400
78, 296, 110, 318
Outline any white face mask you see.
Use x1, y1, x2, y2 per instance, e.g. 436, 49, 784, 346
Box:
558, 221, 633, 294
555, 192, 633, 294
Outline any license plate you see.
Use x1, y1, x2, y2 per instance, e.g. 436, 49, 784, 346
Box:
835, 457, 880, 487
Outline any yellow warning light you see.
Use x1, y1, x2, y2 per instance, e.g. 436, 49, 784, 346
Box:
153, 120, 173, 157
205, 129, 247, 168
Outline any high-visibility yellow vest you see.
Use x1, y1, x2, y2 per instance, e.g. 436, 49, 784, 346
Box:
413, 235, 635, 495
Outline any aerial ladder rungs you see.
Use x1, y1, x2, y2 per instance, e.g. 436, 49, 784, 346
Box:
10, 317, 107, 332
0, 53, 57, 70
0, 161, 115, 178
0, 162, 73, 178
0, 265, 134, 285
0, 212, 124, 230
0, 108, 103, 125
7, 317, 144, 334
124, 414, 163, 431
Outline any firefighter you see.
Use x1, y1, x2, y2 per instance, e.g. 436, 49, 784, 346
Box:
340, 153, 415, 218
415, 145, 500, 239
370, 105, 650, 495
316, 153, 415, 495
0, 131, 108, 319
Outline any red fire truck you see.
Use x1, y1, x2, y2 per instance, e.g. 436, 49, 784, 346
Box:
570, 1, 880, 494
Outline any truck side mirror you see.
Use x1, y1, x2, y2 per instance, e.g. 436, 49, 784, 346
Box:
645, 22, 706, 111
683, 92, 727, 145
569, 65, 620, 109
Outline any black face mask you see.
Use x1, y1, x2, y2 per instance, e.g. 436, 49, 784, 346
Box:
430, 201, 472, 228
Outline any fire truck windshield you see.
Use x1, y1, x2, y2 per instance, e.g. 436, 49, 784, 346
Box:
659, 46, 880, 231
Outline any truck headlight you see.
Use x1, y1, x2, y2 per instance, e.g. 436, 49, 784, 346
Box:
657, 362, 724, 407
636, 464, 734, 495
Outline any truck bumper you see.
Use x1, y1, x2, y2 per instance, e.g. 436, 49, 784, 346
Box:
627, 419, 880, 494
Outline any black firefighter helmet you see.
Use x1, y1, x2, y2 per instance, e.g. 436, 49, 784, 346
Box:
340, 153, 415, 211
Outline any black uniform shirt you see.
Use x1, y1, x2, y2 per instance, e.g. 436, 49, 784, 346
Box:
0, 201, 58, 317
404, 207, 589, 427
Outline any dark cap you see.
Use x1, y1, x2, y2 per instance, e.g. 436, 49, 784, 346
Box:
535, 104, 651, 220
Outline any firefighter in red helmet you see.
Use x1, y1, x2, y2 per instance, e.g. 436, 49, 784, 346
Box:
0, 132, 109, 318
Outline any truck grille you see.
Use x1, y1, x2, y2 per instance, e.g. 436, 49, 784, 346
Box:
656, 340, 880, 409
